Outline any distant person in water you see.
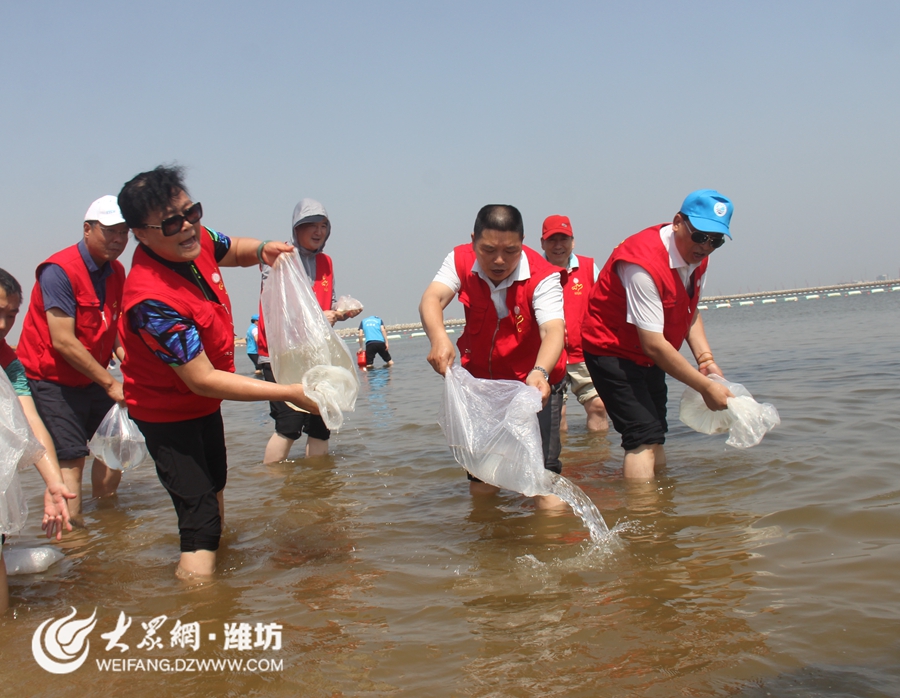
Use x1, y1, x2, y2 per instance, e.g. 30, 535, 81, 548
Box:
245, 314, 260, 374
581, 189, 735, 480
419, 204, 566, 508
117, 165, 320, 580
540, 214, 609, 433
358, 315, 393, 369
256, 199, 362, 464
15, 195, 130, 525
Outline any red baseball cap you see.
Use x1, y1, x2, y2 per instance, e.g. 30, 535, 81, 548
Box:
541, 214, 573, 239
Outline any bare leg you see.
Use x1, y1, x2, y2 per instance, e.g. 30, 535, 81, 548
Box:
653, 444, 666, 467
305, 437, 329, 457
60, 457, 86, 525
91, 458, 122, 498
386, 360, 394, 367
176, 550, 216, 579
559, 402, 568, 432
583, 397, 609, 432
622, 444, 658, 480
264, 432, 295, 464
469, 481, 500, 495
534, 494, 567, 509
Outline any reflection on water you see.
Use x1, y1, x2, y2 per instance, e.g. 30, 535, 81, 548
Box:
2, 293, 900, 695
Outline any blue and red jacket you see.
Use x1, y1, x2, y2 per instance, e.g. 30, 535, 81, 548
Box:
120, 228, 235, 422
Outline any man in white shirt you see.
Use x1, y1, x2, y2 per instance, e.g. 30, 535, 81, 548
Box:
419, 204, 566, 505
580, 190, 735, 480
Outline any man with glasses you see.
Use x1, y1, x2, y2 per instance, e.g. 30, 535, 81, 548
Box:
581, 189, 735, 480
16, 196, 130, 524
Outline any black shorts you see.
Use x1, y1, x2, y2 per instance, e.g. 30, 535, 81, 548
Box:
583, 352, 667, 451
134, 410, 227, 553
364, 341, 392, 365
247, 353, 259, 370
29, 379, 114, 461
260, 364, 331, 441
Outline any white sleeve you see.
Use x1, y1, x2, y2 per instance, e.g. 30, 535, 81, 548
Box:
533, 272, 565, 325
616, 262, 665, 333
432, 250, 461, 295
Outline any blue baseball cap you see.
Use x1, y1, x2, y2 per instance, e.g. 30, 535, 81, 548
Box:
680, 189, 733, 238
251, 314, 259, 321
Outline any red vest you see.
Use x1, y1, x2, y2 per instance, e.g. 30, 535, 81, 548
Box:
120, 228, 235, 422
17, 244, 125, 387
454, 244, 566, 383
560, 254, 595, 363
0, 338, 17, 370
257, 252, 333, 359
581, 225, 707, 367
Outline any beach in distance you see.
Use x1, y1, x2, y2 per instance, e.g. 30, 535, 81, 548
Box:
2, 291, 900, 697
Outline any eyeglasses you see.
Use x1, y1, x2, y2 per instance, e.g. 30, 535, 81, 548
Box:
683, 218, 726, 249
143, 202, 203, 237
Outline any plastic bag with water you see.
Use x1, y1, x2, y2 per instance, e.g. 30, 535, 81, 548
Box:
438, 364, 552, 497
88, 403, 148, 471
680, 374, 780, 448
3, 546, 65, 575
261, 250, 359, 430
334, 295, 363, 315
0, 370, 41, 534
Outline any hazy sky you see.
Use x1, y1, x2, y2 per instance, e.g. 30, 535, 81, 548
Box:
2, 1, 898, 340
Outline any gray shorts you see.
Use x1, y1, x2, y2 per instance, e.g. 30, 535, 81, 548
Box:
29, 380, 113, 461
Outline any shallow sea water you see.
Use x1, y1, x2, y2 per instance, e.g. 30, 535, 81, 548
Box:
2, 291, 899, 697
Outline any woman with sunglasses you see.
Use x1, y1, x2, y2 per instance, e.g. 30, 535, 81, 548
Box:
581, 189, 736, 481
117, 166, 320, 580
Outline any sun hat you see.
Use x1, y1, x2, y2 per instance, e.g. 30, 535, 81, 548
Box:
680, 190, 733, 238
541, 214, 574, 239
84, 195, 126, 226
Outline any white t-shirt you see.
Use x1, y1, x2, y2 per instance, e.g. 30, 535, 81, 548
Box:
615, 225, 707, 333
433, 250, 564, 325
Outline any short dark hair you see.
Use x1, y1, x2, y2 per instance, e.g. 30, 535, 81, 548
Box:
118, 165, 189, 229
473, 205, 524, 240
0, 268, 22, 298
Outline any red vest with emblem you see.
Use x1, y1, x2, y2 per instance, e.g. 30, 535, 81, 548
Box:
17, 244, 125, 387
0, 339, 17, 370
454, 244, 566, 383
257, 252, 333, 359
120, 228, 235, 422
581, 225, 707, 367
560, 254, 596, 363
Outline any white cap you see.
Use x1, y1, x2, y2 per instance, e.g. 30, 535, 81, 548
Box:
84, 195, 126, 226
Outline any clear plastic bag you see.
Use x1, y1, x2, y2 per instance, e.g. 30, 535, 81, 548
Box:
3, 546, 65, 575
438, 364, 552, 497
680, 374, 780, 448
88, 404, 148, 471
0, 371, 39, 534
0, 370, 45, 490
261, 250, 359, 430
334, 295, 363, 314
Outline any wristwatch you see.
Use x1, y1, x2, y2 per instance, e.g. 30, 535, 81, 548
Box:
530, 366, 550, 382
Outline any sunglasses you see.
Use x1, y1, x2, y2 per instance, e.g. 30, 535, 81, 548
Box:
683, 218, 726, 249
143, 202, 203, 237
